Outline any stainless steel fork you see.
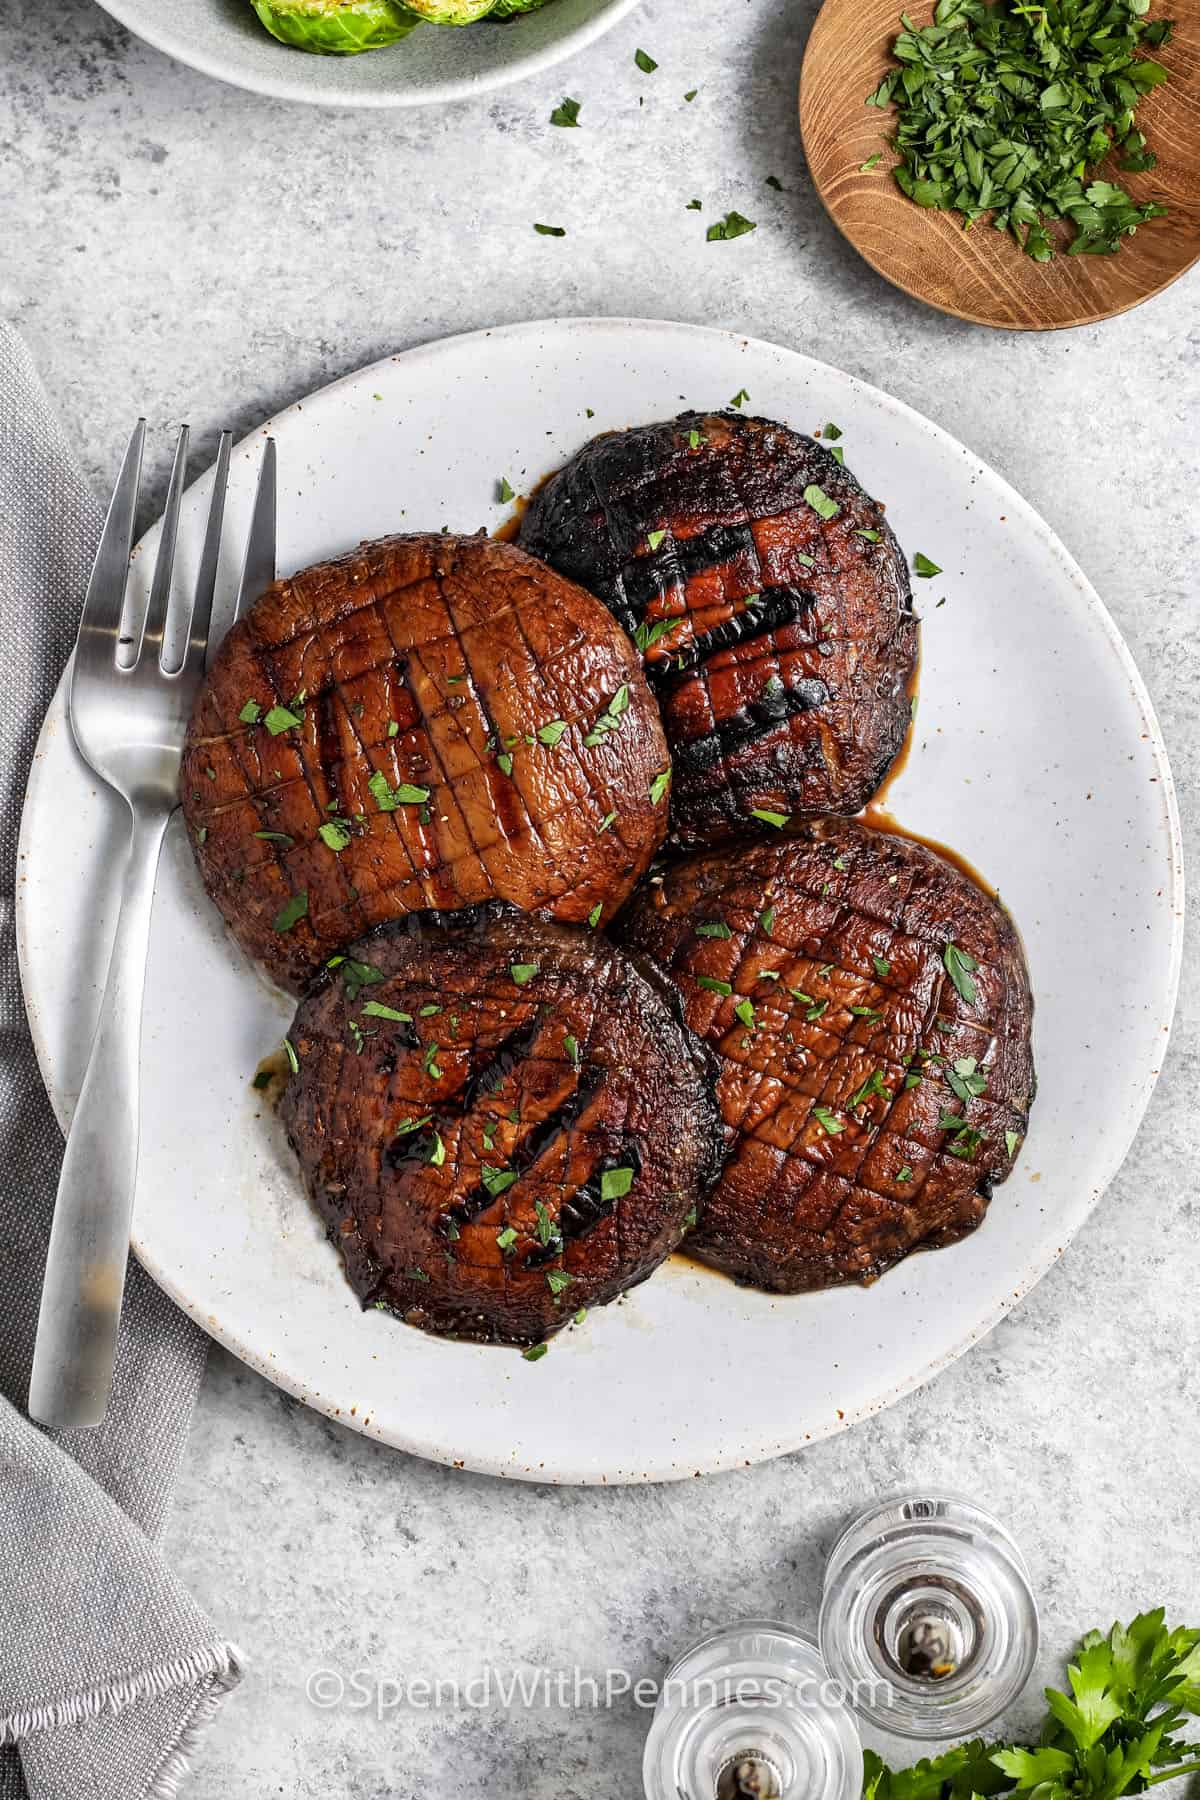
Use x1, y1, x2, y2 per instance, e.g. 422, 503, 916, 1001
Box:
28, 424, 277, 1430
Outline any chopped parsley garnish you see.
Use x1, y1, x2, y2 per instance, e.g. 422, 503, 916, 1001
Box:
546, 1269, 573, 1296
496, 751, 514, 777
597, 811, 617, 834
869, 0, 1173, 260
254, 830, 293, 845
696, 920, 732, 939
395, 1115, 432, 1135
564, 1033, 580, 1067
750, 808, 790, 828
549, 96, 581, 127
361, 1000, 412, 1023
484, 1167, 518, 1199
805, 998, 829, 1021
860, 153, 882, 171
510, 962, 538, 987
823, 422, 843, 441
804, 483, 840, 521
948, 1055, 988, 1102
522, 1342, 549, 1362
329, 955, 385, 1001
696, 975, 733, 996
283, 1037, 300, 1074
649, 768, 671, 805
686, 198, 702, 210
367, 770, 430, 811
272, 891, 308, 933
848, 1068, 891, 1109
812, 1105, 845, 1135
634, 615, 682, 652
238, 700, 262, 724
706, 210, 757, 241
684, 88, 698, 101
730, 389, 751, 408
421, 1043, 443, 1080
537, 719, 568, 746
496, 1226, 518, 1251
857, 528, 881, 542
943, 941, 979, 1005
264, 703, 303, 736
318, 820, 351, 852
759, 905, 776, 935
871, 954, 891, 977
587, 902, 603, 928
850, 1005, 883, 1022
600, 1166, 635, 1200
534, 223, 566, 236
913, 552, 942, 578
497, 475, 515, 502
534, 1199, 557, 1246
1005, 1129, 1020, 1158
584, 684, 630, 746
428, 1131, 446, 1168
634, 46, 658, 71
688, 428, 704, 449
897, 1164, 914, 1183
647, 528, 667, 551
734, 999, 756, 1030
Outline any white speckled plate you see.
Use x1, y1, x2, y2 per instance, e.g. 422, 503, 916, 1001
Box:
18, 319, 1183, 1483
94, 0, 639, 109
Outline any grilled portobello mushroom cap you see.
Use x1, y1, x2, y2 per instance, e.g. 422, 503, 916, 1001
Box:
181, 534, 669, 991
615, 819, 1034, 1292
520, 411, 917, 846
280, 907, 725, 1345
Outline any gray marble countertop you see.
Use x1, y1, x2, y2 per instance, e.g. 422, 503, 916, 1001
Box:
3, 2, 1198, 1795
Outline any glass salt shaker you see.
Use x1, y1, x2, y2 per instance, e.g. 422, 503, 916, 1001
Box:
643, 1619, 863, 1800
818, 1493, 1039, 1738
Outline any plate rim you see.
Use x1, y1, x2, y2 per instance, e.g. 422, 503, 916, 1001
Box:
17, 315, 1186, 1481
92, 0, 642, 109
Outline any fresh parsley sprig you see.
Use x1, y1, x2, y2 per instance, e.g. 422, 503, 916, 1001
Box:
864, 1611, 1200, 1800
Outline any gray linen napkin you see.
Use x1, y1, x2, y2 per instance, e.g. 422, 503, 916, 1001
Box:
0, 322, 242, 1800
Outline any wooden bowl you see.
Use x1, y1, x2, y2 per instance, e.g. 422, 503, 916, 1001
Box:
799, 0, 1200, 329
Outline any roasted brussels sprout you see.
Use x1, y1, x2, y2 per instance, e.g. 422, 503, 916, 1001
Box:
401, 0, 496, 18
489, 0, 555, 13
250, 0, 420, 52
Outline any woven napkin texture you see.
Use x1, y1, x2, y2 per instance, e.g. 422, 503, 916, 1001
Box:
0, 320, 242, 1800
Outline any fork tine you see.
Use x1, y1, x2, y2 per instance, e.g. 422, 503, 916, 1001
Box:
75, 420, 145, 674
206, 437, 276, 668
134, 425, 189, 668
184, 429, 232, 677
235, 437, 276, 622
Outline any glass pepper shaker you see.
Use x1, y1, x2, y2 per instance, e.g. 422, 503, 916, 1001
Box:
643, 1619, 863, 1800
818, 1493, 1039, 1738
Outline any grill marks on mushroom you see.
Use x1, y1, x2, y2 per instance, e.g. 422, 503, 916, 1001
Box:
616, 818, 1034, 1293
519, 412, 917, 845
180, 534, 670, 992
279, 909, 725, 1345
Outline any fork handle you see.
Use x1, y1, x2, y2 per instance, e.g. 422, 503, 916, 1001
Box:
28, 804, 171, 1430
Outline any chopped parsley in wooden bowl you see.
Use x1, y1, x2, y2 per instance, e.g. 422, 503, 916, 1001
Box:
800, 0, 1200, 328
